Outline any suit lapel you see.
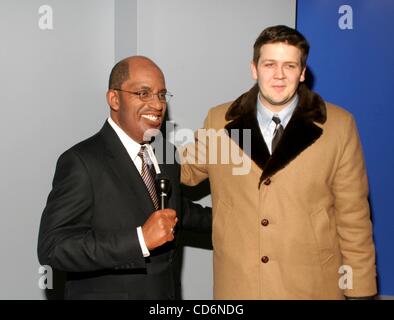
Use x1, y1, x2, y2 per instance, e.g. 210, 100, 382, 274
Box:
224, 83, 327, 188
99, 122, 156, 215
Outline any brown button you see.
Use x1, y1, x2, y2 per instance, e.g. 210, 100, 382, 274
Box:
261, 256, 269, 263
261, 219, 269, 227
263, 178, 271, 185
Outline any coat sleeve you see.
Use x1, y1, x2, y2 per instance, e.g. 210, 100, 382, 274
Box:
180, 111, 212, 186
37, 149, 145, 272
332, 114, 377, 297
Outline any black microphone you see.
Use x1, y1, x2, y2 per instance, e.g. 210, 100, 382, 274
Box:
156, 174, 171, 209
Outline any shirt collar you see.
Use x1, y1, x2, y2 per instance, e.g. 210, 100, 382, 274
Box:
107, 117, 151, 162
256, 94, 299, 130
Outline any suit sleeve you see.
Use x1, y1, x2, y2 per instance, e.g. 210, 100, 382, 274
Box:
181, 197, 212, 233
332, 115, 377, 297
37, 150, 145, 272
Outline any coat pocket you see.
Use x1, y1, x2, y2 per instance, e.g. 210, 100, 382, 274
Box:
309, 207, 334, 265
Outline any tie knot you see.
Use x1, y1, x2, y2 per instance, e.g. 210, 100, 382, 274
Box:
138, 145, 146, 158
272, 115, 281, 125
138, 145, 154, 167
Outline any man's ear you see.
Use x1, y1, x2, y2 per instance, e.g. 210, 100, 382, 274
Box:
300, 66, 306, 83
251, 61, 258, 81
107, 89, 120, 111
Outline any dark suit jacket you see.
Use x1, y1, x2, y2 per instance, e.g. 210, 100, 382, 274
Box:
37, 121, 211, 300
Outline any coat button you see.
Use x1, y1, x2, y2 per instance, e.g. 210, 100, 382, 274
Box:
261, 219, 269, 227
261, 256, 269, 263
263, 178, 271, 185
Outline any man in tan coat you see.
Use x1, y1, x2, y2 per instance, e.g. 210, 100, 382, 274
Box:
180, 25, 377, 299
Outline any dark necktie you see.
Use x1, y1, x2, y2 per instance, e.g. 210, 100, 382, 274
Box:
271, 115, 284, 153
137, 146, 159, 210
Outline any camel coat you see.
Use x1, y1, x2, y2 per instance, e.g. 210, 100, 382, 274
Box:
181, 84, 377, 299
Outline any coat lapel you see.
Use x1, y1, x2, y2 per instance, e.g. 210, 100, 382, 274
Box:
225, 106, 270, 172
224, 83, 327, 188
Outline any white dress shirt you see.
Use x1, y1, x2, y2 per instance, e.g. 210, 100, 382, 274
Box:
107, 117, 161, 258
256, 94, 299, 154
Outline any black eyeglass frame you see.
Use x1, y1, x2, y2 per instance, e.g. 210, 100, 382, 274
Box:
112, 88, 173, 103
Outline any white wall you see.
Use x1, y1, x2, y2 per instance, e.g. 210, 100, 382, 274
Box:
115, 0, 137, 60
0, 0, 114, 299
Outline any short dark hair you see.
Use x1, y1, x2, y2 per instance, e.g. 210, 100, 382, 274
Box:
108, 59, 130, 89
253, 25, 310, 68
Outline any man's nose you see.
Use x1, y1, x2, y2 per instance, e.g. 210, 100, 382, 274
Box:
149, 94, 164, 110
273, 66, 285, 79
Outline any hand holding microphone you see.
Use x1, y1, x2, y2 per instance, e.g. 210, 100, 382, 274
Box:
157, 175, 177, 234
142, 175, 178, 250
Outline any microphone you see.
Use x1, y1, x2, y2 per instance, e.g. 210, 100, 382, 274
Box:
156, 174, 171, 209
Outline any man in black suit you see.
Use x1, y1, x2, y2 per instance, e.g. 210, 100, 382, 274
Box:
37, 56, 211, 299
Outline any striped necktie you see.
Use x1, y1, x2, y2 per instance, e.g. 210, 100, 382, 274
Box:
137, 146, 159, 210
271, 115, 284, 153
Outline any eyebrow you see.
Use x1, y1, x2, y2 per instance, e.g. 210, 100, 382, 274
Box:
261, 59, 300, 65
134, 85, 167, 92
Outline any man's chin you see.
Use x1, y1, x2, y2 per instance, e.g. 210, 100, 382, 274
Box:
266, 94, 295, 107
142, 126, 162, 142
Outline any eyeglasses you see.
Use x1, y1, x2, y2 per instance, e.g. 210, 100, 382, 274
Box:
112, 88, 173, 103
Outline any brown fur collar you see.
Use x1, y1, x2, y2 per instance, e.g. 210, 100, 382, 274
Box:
224, 83, 327, 188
